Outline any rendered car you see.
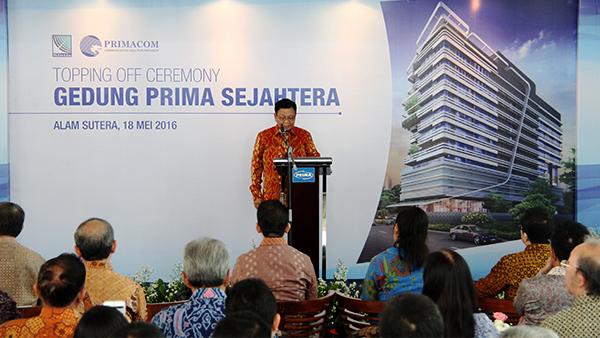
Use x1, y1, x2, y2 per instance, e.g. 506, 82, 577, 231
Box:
449, 225, 498, 245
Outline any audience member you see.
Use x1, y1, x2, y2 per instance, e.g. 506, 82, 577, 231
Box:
379, 293, 443, 338
109, 322, 165, 338
226, 278, 281, 336
422, 249, 499, 338
514, 221, 589, 325
74, 218, 147, 321
74, 305, 128, 338
152, 237, 229, 338
541, 237, 600, 336
0, 202, 45, 306
0, 253, 86, 338
0, 290, 21, 325
475, 207, 552, 300
362, 206, 429, 301
500, 325, 559, 338
213, 311, 271, 338
232, 200, 317, 301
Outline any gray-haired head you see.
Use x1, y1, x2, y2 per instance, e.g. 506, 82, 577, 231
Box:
578, 236, 600, 296
500, 325, 559, 338
184, 237, 230, 288
74, 218, 114, 261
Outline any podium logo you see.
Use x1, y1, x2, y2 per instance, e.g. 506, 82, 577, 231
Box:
80, 35, 102, 57
52, 35, 72, 57
293, 170, 315, 181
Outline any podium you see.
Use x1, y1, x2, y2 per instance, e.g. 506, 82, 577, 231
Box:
274, 157, 332, 278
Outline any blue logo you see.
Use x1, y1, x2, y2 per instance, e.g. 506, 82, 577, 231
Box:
292, 168, 315, 183
52, 35, 72, 57
80, 35, 102, 57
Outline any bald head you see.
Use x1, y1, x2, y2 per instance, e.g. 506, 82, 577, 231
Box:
566, 238, 600, 297
74, 218, 115, 261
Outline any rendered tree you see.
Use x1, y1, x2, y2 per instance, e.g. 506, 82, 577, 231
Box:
483, 190, 511, 213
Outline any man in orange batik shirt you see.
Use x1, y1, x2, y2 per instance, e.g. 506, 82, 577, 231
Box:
250, 98, 320, 209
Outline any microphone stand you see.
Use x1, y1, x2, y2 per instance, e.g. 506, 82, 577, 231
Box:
280, 125, 296, 244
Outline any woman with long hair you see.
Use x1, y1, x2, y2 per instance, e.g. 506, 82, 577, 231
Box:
361, 206, 429, 301
423, 249, 499, 338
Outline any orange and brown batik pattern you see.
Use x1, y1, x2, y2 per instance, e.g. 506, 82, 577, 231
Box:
0, 308, 79, 338
250, 125, 320, 202
474, 243, 551, 300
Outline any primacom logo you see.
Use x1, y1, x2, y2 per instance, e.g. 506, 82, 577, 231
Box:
80, 35, 102, 57
293, 170, 315, 181
52, 35, 72, 57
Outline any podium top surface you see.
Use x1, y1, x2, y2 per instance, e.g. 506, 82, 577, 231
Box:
273, 157, 333, 167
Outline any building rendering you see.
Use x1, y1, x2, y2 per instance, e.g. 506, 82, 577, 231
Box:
399, 2, 563, 212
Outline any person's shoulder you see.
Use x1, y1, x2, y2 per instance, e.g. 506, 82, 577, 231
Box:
257, 125, 278, 135
368, 247, 397, 265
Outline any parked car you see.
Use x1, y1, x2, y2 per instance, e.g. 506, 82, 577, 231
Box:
449, 225, 498, 245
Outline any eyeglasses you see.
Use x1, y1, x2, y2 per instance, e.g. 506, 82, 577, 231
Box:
560, 260, 578, 270
276, 115, 296, 122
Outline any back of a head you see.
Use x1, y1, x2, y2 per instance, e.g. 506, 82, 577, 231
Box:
520, 207, 553, 244
379, 293, 443, 338
577, 237, 600, 296
0, 202, 24, 237
226, 278, 276, 325
212, 311, 271, 338
38, 253, 86, 308
395, 206, 429, 269
422, 249, 478, 337
257, 199, 288, 237
184, 237, 230, 288
74, 218, 114, 261
109, 322, 165, 338
74, 306, 128, 338
550, 221, 589, 261
274, 98, 297, 114
500, 325, 559, 338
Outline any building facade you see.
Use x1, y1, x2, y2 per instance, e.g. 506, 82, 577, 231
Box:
400, 3, 563, 212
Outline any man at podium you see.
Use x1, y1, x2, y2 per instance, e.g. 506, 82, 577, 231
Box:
250, 98, 320, 209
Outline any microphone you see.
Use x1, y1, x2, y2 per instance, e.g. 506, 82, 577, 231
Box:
279, 124, 286, 136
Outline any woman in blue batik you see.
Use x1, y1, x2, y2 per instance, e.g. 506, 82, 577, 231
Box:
361, 206, 429, 301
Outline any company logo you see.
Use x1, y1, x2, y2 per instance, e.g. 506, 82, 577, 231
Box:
293, 169, 315, 182
80, 35, 102, 57
52, 35, 72, 57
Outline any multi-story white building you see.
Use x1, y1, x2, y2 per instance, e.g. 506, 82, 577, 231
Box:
399, 3, 563, 212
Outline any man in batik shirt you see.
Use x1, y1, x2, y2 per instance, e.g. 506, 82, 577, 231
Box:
0, 254, 85, 338
152, 237, 229, 338
250, 98, 320, 209
474, 207, 552, 300
74, 218, 147, 321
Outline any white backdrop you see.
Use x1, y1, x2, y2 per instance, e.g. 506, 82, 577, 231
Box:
8, 0, 391, 279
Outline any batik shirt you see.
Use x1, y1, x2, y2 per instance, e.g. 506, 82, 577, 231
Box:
0, 308, 79, 338
473, 313, 500, 338
513, 266, 574, 326
151, 288, 226, 338
0, 236, 45, 306
474, 243, 550, 300
361, 247, 424, 301
541, 294, 600, 337
79, 259, 147, 321
231, 237, 318, 302
0, 290, 21, 325
250, 125, 320, 202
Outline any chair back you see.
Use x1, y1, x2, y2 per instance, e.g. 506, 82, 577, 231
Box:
276, 290, 335, 338
16, 306, 42, 318
478, 298, 520, 325
146, 301, 186, 322
335, 291, 386, 335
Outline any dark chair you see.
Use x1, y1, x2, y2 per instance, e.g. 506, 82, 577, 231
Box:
478, 298, 520, 325
335, 291, 386, 335
146, 301, 185, 322
276, 290, 335, 338
16, 306, 42, 318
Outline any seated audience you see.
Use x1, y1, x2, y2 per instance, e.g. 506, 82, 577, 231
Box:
109, 322, 165, 338
213, 311, 271, 338
0, 290, 21, 325
422, 249, 499, 338
379, 293, 443, 338
74, 306, 128, 338
152, 237, 229, 338
0, 253, 86, 338
475, 207, 552, 300
514, 221, 589, 325
74, 218, 147, 321
0, 202, 45, 306
226, 278, 281, 337
541, 237, 600, 336
500, 325, 559, 338
362, 206, 429, 301
231, 200, 317, 302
